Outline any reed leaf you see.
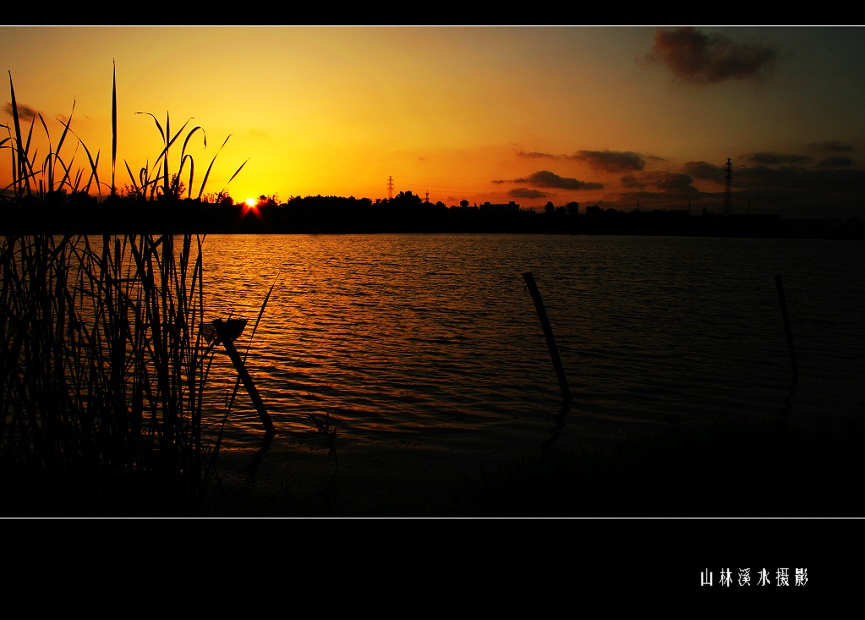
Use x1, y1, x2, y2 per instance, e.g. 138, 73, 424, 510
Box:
23, 114, 36, 162
55, 99, 75, 161
180, 153, 194, 200
8, 72, 27, 195
36, 113, 53, 194
56, 119, 103, 197
123, 160, 140, 196
57, 142, 80, 190
163, 113, 170, 198
135, 111, 165, 144
218, 156, 250, 198
180, 125, 205, 155
197, 134, 230, 200
1, 66, 239, 515
111, 61, 117, 195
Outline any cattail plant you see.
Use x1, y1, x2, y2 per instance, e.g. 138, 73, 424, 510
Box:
0, 66, 248, 515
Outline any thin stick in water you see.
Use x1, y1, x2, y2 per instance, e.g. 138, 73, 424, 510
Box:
775, 274, 799, 383
522, 271, 572, 404
213, 318, 275, 434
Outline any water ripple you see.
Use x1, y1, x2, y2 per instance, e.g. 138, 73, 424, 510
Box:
196, 233, 865, 448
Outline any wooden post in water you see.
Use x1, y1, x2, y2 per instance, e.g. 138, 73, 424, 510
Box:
774, 275, 799, 383
212, 318, 275, 434
522, 272, 572, 404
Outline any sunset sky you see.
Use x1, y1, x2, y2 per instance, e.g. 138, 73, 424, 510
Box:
2, 25, 865, 219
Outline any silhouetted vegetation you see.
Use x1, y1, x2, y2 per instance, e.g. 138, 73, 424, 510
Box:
4, 190, 863, 239
0, 67, 252, 515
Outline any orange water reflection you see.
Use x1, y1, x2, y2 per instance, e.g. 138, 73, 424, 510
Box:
195, 233, 865, 455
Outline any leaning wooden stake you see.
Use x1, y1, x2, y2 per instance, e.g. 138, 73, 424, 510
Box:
213, 318, 275, 434
775, 275, 799, 384
522, 272, 572, 404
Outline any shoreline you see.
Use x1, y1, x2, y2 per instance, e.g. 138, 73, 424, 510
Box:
206, 406, 865, 517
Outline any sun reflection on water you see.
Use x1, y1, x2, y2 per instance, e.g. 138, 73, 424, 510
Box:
194, 233, 865, 454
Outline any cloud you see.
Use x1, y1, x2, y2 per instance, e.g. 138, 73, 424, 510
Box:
643, 27, 778, 84
682, 160, 725, 184
738, 164, 865, 193
538, 142, 865, 219
620, 175, 645, 189
517, 149, 650, 173
511, 170, 604, 190
621, 170, 698, 193
570, 150, 646, 172
508, 188, 548, 198
729, 164, 865, 218
3, 101, 39, 121
743, 151, 811, 166
517, 151, 560, 159
807, 140, 854, 153
600, 190, 692, 208
644, 171, 699, 193
816, 156, 853, 168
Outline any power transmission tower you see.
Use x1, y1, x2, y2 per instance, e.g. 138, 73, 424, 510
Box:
387, 176, 394, 200
723, 158, 733, 216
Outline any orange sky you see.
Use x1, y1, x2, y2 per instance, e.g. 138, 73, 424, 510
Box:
3, 26, 865, 218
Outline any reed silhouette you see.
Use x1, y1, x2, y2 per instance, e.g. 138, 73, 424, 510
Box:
0, 66, 252, 515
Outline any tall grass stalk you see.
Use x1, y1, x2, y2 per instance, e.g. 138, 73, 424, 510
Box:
0, 68, 247, 515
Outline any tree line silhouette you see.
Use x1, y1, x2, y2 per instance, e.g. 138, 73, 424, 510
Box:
1, 188, 863, 239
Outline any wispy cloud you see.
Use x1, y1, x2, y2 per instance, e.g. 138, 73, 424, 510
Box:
619, 175, 645, 189
642, 27, 778, 84
726, 164, 865, 218
738, 164, 865, 193
517, 151, 560, 160
743, 151, 811, 166
645, 171, 699, 193
570, 150, 646, 172
682, 160, 725, 184
510, 170, 604, 190
506, 140, 864, 219
517, 149, 648, 173
815, 155, 853, 168
621, 171, 699, 193
807, 140, 854, 153
3, 101, 39, 121
508, 187, 548, 198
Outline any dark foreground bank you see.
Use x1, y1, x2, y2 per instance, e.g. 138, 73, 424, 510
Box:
204, 412, 865, 518
4, 410, 863, 518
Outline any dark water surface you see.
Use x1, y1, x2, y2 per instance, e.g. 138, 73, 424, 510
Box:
196, 233, 865, 462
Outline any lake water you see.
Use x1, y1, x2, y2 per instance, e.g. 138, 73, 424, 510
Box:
196, 233, 865, 458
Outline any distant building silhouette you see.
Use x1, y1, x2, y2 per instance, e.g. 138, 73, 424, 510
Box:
723, 158, 733, 216
479, 201, 520, 215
